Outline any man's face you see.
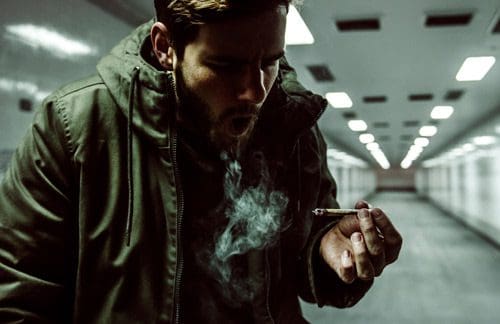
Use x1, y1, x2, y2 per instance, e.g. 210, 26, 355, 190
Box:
172, 6, 287, 156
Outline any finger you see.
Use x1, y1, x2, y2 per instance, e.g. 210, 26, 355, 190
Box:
351, 232, 375, 281
358, 209, 385, 276
354, 200, 370, 209
338, 250, 356, 284
371, 208, 403, 264
336, 214, 361, 237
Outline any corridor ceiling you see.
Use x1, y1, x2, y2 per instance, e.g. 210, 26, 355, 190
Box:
2, 0, 500, 168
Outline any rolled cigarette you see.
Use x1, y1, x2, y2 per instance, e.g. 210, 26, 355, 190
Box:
312, 208, 360, 218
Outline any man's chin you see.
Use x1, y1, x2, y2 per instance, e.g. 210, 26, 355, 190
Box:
211, 131, 252, 159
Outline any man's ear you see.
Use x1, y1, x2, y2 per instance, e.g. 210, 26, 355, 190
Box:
151, 22, 175, 70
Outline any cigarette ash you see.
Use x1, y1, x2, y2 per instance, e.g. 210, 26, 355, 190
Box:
209, 151, 289, 304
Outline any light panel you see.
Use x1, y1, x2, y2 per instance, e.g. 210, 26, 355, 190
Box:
414, 137, 430, 147
359, 133, 375, 144
472, 136, 496, 146
431, 106, 454, 119
285, 6, 315, 45
348, 120, 367, 131
0, 77, 49, 102
462, 143, 476, 152
6, 24, 97, 57
419, 125, 438, 137
456, 56, 496, 81
370, 149, 390, 169
366, 142, 379, 151
450, 148, 464, 156
326, 92, 353, 108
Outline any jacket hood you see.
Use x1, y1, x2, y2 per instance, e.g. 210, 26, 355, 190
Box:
97, 19, 174, 147
96, 20, 328, 148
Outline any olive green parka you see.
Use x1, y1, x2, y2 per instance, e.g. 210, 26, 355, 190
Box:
0, 21, 372, 323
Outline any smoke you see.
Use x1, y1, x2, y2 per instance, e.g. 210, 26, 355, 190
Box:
208, 151, 289, 304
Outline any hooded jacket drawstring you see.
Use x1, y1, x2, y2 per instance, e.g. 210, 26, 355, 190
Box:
296, 138, 301, 214
126, 66, 141, 246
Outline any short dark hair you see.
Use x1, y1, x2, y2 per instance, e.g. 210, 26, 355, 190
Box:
154, 0, 296, 57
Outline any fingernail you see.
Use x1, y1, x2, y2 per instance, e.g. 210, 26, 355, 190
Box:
352, 232, 362, 242
372, 208, 382, 217
359, 209, 369, 219
342, 250, 351, 266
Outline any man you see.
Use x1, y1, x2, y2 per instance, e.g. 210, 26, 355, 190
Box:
0, 0, 402, 323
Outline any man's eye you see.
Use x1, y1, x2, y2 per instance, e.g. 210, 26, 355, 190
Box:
209, 62, 239, 70
262, 60, 278, 68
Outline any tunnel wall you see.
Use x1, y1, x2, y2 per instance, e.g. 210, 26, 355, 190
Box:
327, 156, 377, 208
416, 112, 500, 246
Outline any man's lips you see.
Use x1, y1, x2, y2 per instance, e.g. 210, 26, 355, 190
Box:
226, 114, 256, 137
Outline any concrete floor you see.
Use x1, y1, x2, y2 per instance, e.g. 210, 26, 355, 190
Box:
300, 191, 500, 324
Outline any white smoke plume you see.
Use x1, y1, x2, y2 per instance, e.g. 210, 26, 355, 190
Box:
209, 151, 289, 302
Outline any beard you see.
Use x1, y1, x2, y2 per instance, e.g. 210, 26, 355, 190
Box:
174, 66, 259, 159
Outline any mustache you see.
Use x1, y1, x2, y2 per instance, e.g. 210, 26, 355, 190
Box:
220, 105, 260, 120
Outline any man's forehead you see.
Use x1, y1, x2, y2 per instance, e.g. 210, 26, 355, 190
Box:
191, 8, 287, 61
202, 49, 285, 63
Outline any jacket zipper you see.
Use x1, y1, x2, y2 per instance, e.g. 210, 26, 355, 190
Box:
172, 126, 185, 324
265, 248, 275, 324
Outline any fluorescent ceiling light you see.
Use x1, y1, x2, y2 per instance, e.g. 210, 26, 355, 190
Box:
0, 77, 48, 102
472, 136, 496, 146
366, 142, 379, 151
400, 159, 412, 169
450, 148, 464, 156
405, 150, 420, 161
285, 5, 314, 45
414, 137, 429, 147
370, 149, 390, 169
348, 119, 367, 131
419, 125, 438, 137
462, 143, 476, 152
409, 145, 423, 154
326, 92, 353, 108
5, 24, 97, 57
431, 106, 454, 119
456, 56, 496, 81
359, 133, 375, 144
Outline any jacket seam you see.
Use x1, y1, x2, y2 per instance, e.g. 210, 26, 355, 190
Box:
52, 78, 107, 158
54, 96, 76, 158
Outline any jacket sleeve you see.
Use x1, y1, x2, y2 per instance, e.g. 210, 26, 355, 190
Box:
275, 57, 374, 308
0, 96, 76, 323
298, 126, 373, 308
299, 125, 372, 308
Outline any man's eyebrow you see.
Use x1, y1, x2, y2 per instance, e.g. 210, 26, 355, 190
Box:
263, 51, 285, 62
205, 51, 285, 63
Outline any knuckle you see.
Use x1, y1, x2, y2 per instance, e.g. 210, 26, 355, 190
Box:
369, 244, 385, 257
361, 222, 376, 232
342, 275, 356, 284
388, 232, 403, 247
357, 268, 374, 281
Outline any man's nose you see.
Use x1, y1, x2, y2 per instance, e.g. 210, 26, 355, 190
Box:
237, 66, 266, 105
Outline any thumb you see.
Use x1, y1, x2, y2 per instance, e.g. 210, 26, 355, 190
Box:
355, 200, 370, 209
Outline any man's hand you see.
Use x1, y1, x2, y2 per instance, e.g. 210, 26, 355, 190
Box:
319, 200, 402, 283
